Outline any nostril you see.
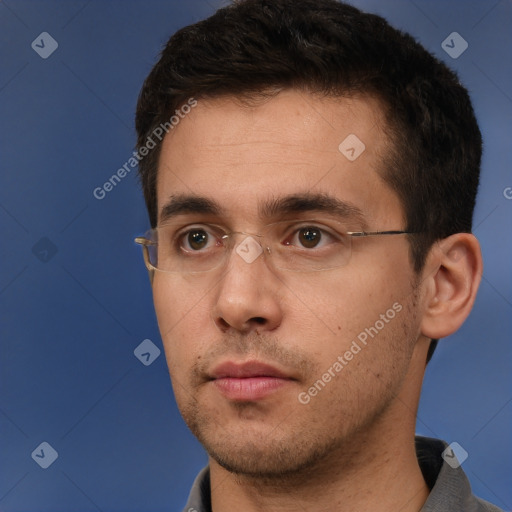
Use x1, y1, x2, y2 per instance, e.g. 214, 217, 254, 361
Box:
252, 317, 266, 324
216, 318, 230, 330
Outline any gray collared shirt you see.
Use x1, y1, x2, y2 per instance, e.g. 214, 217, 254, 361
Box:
183, 436, 503, 512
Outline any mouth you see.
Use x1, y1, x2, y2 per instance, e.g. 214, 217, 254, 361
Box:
208, 360, 295, 401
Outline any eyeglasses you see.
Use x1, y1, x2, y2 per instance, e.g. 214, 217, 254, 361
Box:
134, 219, 412, 274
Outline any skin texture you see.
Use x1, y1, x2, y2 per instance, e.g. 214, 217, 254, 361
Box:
151, 90, 482, 511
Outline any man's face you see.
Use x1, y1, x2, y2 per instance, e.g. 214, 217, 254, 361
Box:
153, 90, 424, 476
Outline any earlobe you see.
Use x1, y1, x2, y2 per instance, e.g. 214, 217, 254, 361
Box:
420, 233, 483, 340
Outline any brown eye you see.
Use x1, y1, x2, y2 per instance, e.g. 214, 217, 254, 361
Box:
298, 227, 321, 248
187, 229, 209, 250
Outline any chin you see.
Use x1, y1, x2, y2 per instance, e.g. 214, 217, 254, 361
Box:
209, 443, 319, 477
192, 418, 341, 479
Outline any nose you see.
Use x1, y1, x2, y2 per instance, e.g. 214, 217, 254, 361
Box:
211, 235, 283, 334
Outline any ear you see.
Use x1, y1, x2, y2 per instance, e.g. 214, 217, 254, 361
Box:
420, 233, 483, 340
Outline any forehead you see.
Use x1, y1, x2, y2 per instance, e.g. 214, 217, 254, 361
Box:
157, 90, 403, 228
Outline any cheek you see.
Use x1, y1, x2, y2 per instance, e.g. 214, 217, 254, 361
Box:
295, 283, 417, 421
152, 276, 212, 372
283, 267, 409, 340
289, 267, 416, 391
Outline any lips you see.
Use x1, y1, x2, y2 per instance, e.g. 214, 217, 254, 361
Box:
209, 361, 294, 401
210, 361, 289, 379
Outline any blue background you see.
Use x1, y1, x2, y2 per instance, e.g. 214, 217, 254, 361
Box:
1, 0, 510, 510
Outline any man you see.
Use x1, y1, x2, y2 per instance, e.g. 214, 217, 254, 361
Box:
134, 0, 501, 510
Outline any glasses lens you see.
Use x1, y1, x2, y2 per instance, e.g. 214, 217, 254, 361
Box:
148, 225, 227, 273
267, 221, 352, 271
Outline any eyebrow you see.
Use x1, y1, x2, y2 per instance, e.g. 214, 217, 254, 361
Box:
159, 192, 367, 226
160, 194, 222, 224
